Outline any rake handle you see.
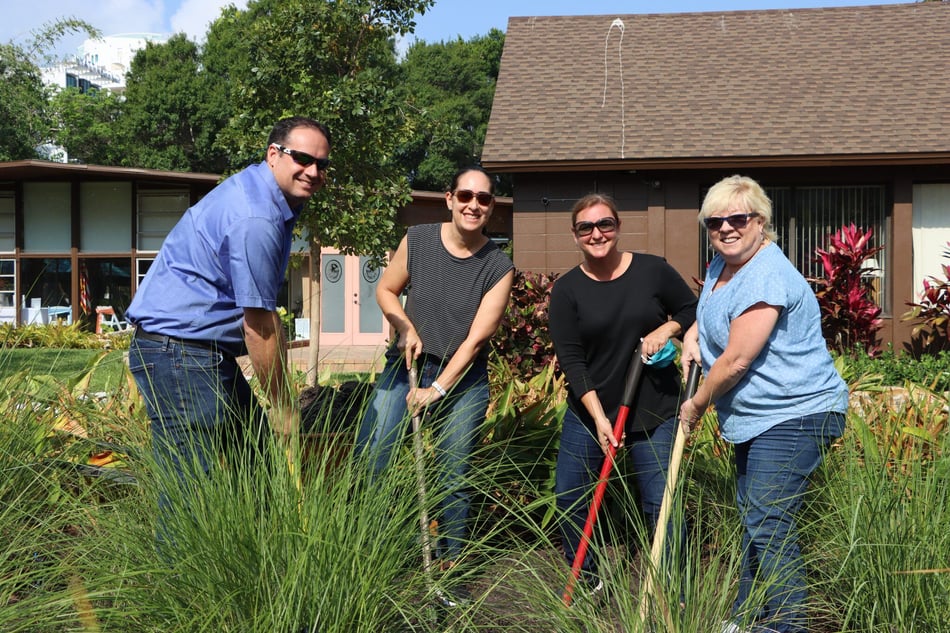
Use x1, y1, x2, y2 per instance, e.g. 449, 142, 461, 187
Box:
409, 366, 435, 586
638, 361, 702, 627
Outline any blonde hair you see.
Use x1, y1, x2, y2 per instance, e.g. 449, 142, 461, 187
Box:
700, 175, 777, 241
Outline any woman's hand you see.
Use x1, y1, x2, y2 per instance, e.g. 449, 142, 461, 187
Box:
640, 331, 668, 360
680, 323, 701, 378
398, 327, 423, 368
678, 397, 704, 437
406, 385, 440, 416
594, 414, 622, 454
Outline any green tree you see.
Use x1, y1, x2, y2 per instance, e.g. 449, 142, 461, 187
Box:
212, 0, 433, 383
0, 19, 99, 160
49, 87, 126, 165
121, 34, 230, 173
395, 29, 506, 193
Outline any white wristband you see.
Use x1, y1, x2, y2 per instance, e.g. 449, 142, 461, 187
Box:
431, 381, 447, 397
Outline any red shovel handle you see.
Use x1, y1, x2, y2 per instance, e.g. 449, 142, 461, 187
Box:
563, 342, 645, 606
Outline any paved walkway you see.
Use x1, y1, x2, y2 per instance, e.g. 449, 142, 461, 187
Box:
288, 342, 387, 376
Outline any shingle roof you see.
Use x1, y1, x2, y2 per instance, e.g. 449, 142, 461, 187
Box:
482, 2, 950, 169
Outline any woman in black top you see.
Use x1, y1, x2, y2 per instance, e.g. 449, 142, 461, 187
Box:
549, 193, 697, 594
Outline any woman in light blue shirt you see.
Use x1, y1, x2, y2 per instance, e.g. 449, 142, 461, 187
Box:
679, 175, 848, 633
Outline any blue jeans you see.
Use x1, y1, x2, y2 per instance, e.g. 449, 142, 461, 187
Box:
731, 411, 845, 633
555, 409, 685, 582
355, 353, 489, 560
128, 336, 267, 544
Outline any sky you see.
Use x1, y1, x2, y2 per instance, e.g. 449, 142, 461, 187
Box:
3, 0, 909, 60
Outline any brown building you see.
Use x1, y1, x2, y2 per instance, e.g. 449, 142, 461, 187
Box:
482, 2, 950, 349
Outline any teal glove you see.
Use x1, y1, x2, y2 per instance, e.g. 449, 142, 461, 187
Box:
643, 339, 677, 368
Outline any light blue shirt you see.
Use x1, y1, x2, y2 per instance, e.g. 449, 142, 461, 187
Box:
126, 161, 299, 355
698, 242, 848, 443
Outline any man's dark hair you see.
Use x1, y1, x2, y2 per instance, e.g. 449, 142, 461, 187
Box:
267, 117, 331, 148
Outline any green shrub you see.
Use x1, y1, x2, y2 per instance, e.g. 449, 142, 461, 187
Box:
836, 346, 950, 391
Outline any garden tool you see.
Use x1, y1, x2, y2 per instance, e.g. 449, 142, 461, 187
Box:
638, 361, 702, 629
562, 342, 646, 607
409, 365, 437, 598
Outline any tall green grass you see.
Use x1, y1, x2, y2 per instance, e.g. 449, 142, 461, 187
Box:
4, 344, 950, 631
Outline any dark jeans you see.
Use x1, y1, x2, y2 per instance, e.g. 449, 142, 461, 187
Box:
732, 411, 845, 633
128, 335, 267, 546
555, 409, 685, 582
355, 354, 489, 560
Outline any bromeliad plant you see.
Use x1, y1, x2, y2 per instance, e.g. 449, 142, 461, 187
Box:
810, 224, 884, 357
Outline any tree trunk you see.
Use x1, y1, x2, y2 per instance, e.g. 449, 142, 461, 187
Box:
307, 236, 322, 387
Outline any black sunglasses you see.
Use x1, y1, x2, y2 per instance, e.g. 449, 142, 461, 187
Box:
453, 189, 494, 206
703, 213, 759, 231
573, 217, 618, 237
272, 144, 330, 171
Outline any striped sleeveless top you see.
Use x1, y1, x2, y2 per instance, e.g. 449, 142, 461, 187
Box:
404, 223, 513, 362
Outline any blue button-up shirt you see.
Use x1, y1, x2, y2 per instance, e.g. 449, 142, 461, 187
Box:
126, 161, 300, 355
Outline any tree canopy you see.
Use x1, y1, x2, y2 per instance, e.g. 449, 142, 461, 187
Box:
394, 29, 505, 193
0, 19, 99, 161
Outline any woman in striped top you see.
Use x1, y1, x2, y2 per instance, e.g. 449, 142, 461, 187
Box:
356, 166, 514, 603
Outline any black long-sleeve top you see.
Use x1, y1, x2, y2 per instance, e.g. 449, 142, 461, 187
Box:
549, 253, 698, 432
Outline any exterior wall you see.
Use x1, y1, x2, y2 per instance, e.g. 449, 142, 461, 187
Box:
510, 165, 950, 352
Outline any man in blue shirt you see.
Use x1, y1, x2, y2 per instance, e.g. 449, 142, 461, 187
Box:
126, 117, 330, 528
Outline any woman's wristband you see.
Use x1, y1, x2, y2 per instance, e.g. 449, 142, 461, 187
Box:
431, 381, 447, 398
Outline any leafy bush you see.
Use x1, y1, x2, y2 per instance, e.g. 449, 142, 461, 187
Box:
810, 224, 884, 356
837, 346, 950, 392
0, 322, 103, 349
904, 241, 950, 355
493, 269, 558, 377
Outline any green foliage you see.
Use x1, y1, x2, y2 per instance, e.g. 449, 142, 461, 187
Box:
810, 224, 884, 357
0, 18, 99, 161
903, 241, 950, 355
395, 29, 507, 193
49, 87, 126, 165
806, 396, 950, 631
213, 0, 433, 264
0, 322, 102, 349
120, 34, 230, 173
493, 269, 559, 377
0, 42, 50, 160
836, 346, 950, 392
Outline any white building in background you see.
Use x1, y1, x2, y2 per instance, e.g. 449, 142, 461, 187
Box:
39, 33, 169, 162
42, 33, 169, 95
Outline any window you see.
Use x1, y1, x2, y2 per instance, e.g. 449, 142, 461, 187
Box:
23, 182, 71, 252
136, 258, 154, 288
81, 182, 132, 252
137, 189, 189, 251
0, 259, 15, 308
0, 191, 13, 252
701, 184, 888, 311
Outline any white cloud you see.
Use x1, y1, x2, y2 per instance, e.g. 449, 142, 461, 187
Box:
2, 0, 165, 58
170, 0, 248, 43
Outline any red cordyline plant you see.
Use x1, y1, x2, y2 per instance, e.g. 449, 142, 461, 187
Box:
809, 224, 884, 357
493, 269, 559, 377
903, 242, 950, 354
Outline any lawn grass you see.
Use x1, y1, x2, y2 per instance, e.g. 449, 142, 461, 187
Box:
0, 348, 128, 393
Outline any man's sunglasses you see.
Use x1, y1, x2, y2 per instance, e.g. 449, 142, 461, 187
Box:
272, 144, 330, 171
703, 213, 759, 231
453, 189, 494, 206
573, 217, 618, 237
